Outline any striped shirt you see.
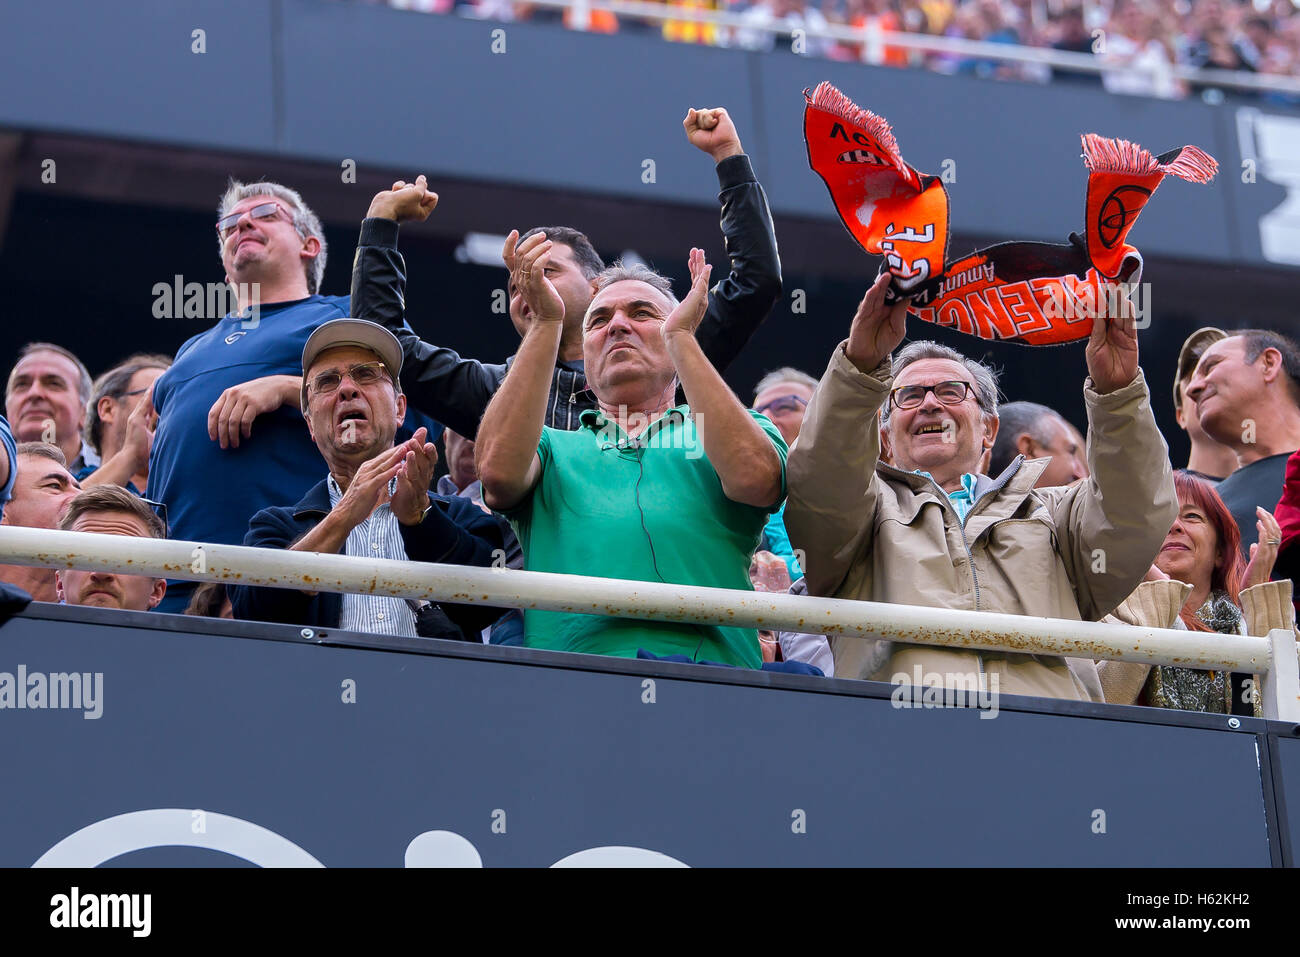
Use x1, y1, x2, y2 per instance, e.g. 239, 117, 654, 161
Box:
327, 473, 418, 637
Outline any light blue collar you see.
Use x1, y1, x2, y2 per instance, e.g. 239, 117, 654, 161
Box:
915, 470, 980, 524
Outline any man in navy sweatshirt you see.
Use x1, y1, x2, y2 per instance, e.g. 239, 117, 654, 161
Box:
148, 180, 350, 612
228, 320, 503, 640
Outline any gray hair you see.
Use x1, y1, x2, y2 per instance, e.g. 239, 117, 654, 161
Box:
586, 262, 679, 328
15, 441, 67, 466
1236, 328, 1300, 407
987, 401, 1061, 477
8, 342, 93, 407
218, 180, 327, 295
881, 340, 999, 426
753, 367, 818, 398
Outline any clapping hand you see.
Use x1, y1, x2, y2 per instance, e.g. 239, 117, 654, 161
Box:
390, 428, 439, 526
1244, 507, 1283, 589
503, 230, 565, 325
662, 248, 712, 345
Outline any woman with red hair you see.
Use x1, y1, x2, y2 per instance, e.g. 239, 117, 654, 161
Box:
1098, 471, 1293, 713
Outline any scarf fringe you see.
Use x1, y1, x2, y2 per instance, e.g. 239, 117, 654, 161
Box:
1081, 134, 1218, 184
805, 81, 906, 175
1157, 144, 1219, 184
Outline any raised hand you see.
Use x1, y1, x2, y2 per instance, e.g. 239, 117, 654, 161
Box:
366, 174, 439, 223
662, 248, 712, 345
503, 229, 565, 324
390, 428, 440, 526
1142, 563, 1171, 583
121, 386, 158, 476
1085, 285, 1139, 394
749, 550, 793, 594
845, 270, 909, 373
683, 107, 743, 163
1244, 507, 1283, 588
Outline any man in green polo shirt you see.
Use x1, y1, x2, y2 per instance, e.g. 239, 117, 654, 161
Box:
477, 238, 787, 668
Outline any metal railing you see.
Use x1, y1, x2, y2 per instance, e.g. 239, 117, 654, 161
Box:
2, 526, 1297, 719
487, 0, 1300, 96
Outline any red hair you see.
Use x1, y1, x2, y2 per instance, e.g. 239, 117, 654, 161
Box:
1172, 471, 1245, 631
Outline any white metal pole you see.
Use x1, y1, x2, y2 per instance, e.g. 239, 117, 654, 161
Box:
1262, 628, 1300, 722
0, 527, 1272, 675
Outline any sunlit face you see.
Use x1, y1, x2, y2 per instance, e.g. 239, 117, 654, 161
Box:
303, 346, 406, 461
99, 367, 165, 456
1184, 338, 1260, 446
1175, 374, 1214, 445
582, 280, 677, 399
219, 193, 317, 289
882, 358, 996, 477
1153, 496, 1220, 591
443, 427, 478, 491
55, 511, 166, 611
0, 454, 80, 530
508, 242, 598, 340
753, 381, 815, 446
1029, 415, 1088, 488
5, 350, 86, 446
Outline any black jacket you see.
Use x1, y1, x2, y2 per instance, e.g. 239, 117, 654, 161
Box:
228, 477, 505, 639
349, 153, 782, 438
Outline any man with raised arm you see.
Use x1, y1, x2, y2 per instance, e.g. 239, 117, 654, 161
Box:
351, 107, 781, 437
783, 273, 1177, 701
476, 239, 787, 667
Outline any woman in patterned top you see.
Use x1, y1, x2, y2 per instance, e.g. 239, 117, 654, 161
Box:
1098, 470, 1295, 714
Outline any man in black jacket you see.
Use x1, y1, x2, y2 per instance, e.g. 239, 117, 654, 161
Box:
227, 319, 504, 639
349, 107, 782, 438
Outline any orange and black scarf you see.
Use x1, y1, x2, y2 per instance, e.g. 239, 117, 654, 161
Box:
803, 81, 1218, 345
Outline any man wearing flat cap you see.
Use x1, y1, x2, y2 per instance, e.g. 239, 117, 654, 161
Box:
228, 319, 504, 639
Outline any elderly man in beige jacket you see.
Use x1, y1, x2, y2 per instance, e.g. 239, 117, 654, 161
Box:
784, 272, 1178, 701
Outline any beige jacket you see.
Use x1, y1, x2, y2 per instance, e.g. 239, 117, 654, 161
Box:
784, 343, 1178, 702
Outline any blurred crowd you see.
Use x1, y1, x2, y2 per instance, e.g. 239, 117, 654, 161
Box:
369, 0, 1300, 99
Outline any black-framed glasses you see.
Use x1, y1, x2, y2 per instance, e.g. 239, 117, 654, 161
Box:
216, 201, 291, 240
755, 394, 808, 416
306, 361, 393, 398
139, 497, 169, 538
888, 380, 975, 411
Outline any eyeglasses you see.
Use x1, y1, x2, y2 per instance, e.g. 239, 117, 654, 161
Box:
889, 380, 975, 411
755, 395, 808, 416
216, 202, 291, 240
306, 361, 393, 398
